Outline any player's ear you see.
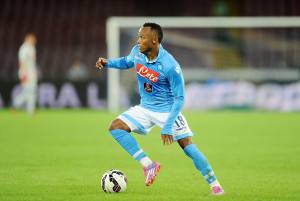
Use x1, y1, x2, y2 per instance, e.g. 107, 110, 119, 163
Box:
152, 32, 158, 44
152, 37, 159, 45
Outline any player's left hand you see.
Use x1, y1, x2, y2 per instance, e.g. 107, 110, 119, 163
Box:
161, 134, 174, 145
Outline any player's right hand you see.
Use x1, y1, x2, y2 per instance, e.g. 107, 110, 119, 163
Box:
161, 134, 174, 145
19, 72, 28, 83
96, 57, 107, 70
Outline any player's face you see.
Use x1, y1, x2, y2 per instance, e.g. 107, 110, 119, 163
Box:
137, 27, 156, 54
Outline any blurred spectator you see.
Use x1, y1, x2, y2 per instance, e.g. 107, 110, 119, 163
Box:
67, 58, 89, 81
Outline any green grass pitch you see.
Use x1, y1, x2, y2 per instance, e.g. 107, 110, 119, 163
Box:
0, 109, 300, 201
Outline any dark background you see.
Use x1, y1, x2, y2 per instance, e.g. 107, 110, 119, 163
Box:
0, 0, 299, 81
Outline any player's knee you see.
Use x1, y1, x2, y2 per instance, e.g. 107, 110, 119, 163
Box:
108, 119, 119, 131
178, 136, 193, 149
108, 119, 131, 132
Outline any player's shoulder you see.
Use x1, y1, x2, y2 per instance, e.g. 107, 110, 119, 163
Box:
160, 49, 181, 72
130, 44, 140, 55
126, 45, 142, 62
19, 43, 29, 55
19, 43, 27, 51
20, 43, 34, 52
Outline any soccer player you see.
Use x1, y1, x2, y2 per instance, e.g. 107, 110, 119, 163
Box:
96, 23, 224, 195
13, 33, 38, 116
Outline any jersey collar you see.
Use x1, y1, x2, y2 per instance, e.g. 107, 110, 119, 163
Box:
144, 45, 164, 64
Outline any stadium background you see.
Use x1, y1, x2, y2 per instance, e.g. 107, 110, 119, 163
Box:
0, 0, 300, 110
1, 1, 300, 201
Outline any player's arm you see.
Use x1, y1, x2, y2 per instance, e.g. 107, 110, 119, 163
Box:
18, 62, 28, 83
18, 49, 28, 83
161, 65, 185, 145
96, 46, 137, 70
96, 57, 134, 70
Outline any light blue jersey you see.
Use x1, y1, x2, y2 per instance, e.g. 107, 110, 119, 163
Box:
106, 45, 185, 135
107, 45, 220, 189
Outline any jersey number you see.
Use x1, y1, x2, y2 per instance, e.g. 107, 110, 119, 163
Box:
174, 115, 185, 127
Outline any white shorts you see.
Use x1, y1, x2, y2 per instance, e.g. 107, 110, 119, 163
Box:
118, 105, 193, 141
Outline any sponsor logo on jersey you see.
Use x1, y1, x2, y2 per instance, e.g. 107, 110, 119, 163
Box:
136, 63, 159, 82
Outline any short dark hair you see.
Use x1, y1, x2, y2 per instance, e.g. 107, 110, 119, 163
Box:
143, 22, 163, 43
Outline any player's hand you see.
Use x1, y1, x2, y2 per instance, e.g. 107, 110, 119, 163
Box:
161, 134, 174, 145
20, 73, 28, 83
96, 57, 107, 70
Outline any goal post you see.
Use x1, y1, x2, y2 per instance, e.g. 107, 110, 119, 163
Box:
106, 17, 300, 112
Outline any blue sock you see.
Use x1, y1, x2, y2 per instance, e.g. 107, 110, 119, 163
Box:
184, 144, 217, 184
110, 129, 147, 161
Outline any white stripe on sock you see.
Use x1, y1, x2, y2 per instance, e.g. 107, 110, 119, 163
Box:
140, 157, 152, 167
205, 170, 215, 179
133, 149, 143, 159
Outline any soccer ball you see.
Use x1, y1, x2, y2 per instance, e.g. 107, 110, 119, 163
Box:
101, 169, 127, 193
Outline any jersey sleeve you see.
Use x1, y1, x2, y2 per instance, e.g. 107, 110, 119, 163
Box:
18, 47, 26, 62
161, 64, 185, 135
106, 45, 137, 69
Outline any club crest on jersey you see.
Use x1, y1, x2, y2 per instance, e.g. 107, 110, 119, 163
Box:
144, 83, 153, 93
136, 63, 159, 82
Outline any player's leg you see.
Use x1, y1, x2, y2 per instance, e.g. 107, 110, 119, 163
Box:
177, 136, 224, 195
25, 85, 36, 116
109, 118, 152, 166
108, 106, 160, 186
13, 85, 27, 109
153, 111, 224, 195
